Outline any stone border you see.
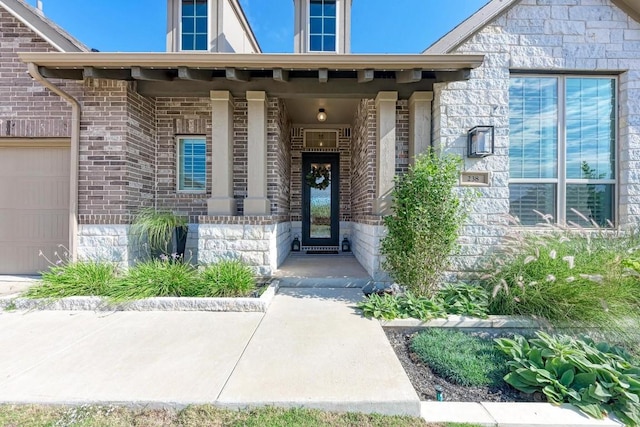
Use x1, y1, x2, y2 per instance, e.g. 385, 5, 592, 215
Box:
380, 315, 547, 329
0, 281, 279, 313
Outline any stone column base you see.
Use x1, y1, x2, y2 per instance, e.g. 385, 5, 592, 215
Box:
244, 197, 271, 216
207, 197, 237, 216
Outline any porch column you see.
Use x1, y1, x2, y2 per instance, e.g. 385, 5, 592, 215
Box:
208, 90, 236, 216
409, 91, 433, 164
374, 91, 398, 215
244, 91, 271, 216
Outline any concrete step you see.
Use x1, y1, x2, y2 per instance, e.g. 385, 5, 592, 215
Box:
277, 276, 373, 288
421, 402, 623, 427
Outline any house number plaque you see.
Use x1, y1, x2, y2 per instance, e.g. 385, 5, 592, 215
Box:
460, 171, 491, 187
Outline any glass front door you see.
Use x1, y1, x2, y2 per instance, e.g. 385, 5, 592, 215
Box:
302, 153, 339, 247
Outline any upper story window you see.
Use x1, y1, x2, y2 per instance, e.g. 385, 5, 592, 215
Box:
309, 0, 336, 52
181, 0, 208, 51
508, 76, 616, 227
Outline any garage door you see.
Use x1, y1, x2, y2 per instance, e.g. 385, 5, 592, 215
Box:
0, 141, 70, 274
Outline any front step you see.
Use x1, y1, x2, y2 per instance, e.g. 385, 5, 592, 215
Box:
277, 276, 374, 288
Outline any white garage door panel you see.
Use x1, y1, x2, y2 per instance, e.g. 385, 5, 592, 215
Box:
0, 145, 70, 274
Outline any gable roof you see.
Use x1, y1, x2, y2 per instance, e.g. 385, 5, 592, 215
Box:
424, 0, 640, 54
0, 0, 88, 52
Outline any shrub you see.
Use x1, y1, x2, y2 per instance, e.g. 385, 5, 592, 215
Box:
26, 261, 117, 299
411, 329, 508, 387
108, 259, 198, 301
381, 150, 472, 297
130, 208, 188, 256
496, 332, 640, 425
197, 260, 255, 297
438, 282, 489, 318
479, 223, 640, 339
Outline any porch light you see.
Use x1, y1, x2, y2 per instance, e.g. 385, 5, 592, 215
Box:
342, 236, 351, 252
317, 108, 327, 122
291, 236, 301, 252
467, 126, 494, 158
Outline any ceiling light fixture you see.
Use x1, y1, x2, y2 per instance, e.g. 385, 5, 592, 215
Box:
317, 108, 327, 122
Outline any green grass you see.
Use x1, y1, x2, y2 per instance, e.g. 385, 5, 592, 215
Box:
25, 261, 117, 299
0, 405, 438, 427
410, 329, 508, 387
197, 260, 256, 297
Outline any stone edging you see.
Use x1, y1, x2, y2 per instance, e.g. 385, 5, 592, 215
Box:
0, 281, 279, 313
380, 315, 547, 329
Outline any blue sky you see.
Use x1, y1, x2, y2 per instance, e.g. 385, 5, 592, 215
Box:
25, 0, 488, 53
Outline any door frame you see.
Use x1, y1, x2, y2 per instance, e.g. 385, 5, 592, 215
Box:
301, 153, 340, 247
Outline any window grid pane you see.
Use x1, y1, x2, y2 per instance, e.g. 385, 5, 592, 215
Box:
182, 0, 208, 51
309, 0, 337, 52
566, 184, 614, 227
179, 138, 206, 191
509, 184, 557, 226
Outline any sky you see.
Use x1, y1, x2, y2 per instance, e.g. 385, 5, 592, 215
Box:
24, 0, 488, 53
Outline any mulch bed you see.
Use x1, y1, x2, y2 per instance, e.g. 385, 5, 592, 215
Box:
385, 329, 542, 403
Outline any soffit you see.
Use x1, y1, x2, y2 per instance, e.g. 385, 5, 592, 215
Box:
285, 98, 360, 125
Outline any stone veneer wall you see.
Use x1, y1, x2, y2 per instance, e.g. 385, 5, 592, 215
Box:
433, 0, 640, 277
0, 6, 81, 138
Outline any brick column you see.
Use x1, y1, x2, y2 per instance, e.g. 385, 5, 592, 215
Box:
244, 91, 271, 215
409, 91, 433, 164
374, 91, 398, 215
208, 90, 236, 215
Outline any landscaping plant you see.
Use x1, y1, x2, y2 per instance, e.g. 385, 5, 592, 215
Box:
26, 260, 118, 299
130, 208, 188, 257
411, 329, 508, 387
381, 150, 472, 297
197, 259, 256, 297
495, 332, 640, 426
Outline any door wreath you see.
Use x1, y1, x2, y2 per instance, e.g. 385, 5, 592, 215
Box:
306, 165, 331, 190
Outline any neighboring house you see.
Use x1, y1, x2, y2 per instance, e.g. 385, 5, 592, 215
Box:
1, 0, 639, 280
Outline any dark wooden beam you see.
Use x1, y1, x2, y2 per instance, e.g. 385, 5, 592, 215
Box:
318, 68, 329, 83
357, 69, 374, 83
83, 66, 131, 80
435, 69, 472, 82
396, 69, 423, 84
38, 67, 82, 80
131, 67, 173, 81
178, 67, 213, 81
225, 67, 250, 82
273, 68, 289, 83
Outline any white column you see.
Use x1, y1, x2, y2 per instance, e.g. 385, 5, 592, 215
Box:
374, 91, 398, 215
207, 90, 236, 216
409, 91, 433, 164
244, 91, 271, 216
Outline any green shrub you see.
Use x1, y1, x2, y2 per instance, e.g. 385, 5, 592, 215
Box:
108, 259, 198, 301
411, 329, 508, 387
496, 332, 640, 426
26, 261, 117, 299
381, 150, 473, 297
130, 208, 188, 256
438, 282, 489, 318
480, 225, 640, 337
197, 260, 255, 297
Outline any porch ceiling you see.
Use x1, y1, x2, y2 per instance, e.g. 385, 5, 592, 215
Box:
18, 52, 484, 99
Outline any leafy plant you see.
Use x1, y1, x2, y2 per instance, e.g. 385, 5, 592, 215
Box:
357, 293, 403, 320
381, 150, 473, 297
25, 261, 117, 299
197, 260, 256, 297
130, 208, 188, 257
438, 282, 489, 318
495, 332, 640, 426
411, 329, 508, 387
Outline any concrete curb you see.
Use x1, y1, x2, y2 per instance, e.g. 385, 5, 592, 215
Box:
380, 315, 547, 329
420, 401, 623, 427
0, 281, 279, 313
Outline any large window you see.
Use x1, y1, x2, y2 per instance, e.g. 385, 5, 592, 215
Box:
181, 0, 208, 51
309, 0, 337, 52
177, 137, 206, 192
509, 76, 616, 227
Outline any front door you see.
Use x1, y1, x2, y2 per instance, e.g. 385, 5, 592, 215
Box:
302, 153, 340, 248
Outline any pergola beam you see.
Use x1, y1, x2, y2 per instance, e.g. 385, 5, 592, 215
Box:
131, 66, 173, 81
318, 68, 329, 83
226, 67, 250, 82
273, 68, 289, 82
357, 69, 374, 83
396, 69, 423, 84
178, 66, 213, 81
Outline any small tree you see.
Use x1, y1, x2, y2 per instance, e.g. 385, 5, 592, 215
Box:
381, 150, 470, 297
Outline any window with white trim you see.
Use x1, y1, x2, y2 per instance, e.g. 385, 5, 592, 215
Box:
181, 0, 208, 51
309, 0, 336, 52
509, 76, 616, 227
177, 136, 206, 192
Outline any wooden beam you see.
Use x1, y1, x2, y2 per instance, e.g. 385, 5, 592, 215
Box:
83, 66, 131, 80
318, 68, 329, 83
273, 68, 289, 82
396, 69, 423, 84
357, 69, 374, 83
37, 67, 82, 80
178, 66, 213, 81
131, 66, 172, 81
435, 69, 471, 82
225, 67, 250, 82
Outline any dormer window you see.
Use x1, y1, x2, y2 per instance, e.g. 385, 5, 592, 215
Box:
181, 0, 208, 51
309, 0, 337, 52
